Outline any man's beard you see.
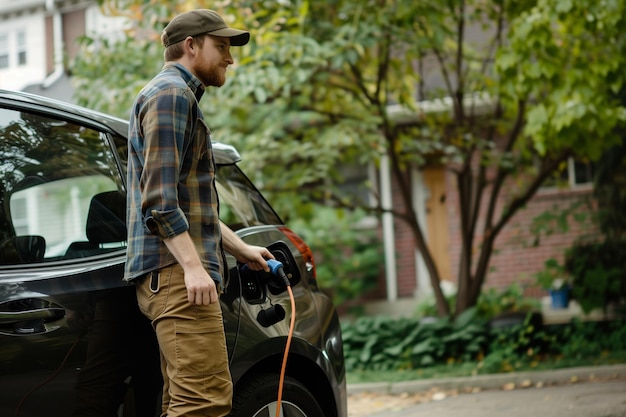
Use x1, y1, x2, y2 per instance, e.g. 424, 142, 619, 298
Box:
197, 64, 225, 87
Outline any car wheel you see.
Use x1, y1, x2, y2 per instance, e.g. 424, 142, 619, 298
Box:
230, 373, 324, 417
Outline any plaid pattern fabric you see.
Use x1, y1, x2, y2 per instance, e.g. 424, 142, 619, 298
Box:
124, 63, 223, 283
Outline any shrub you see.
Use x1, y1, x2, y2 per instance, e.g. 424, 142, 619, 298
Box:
484, 312, 558, 372
565, 239, 626, 313
341, 312, 626, 373
475, 284, 540, 320
415, 283, 540, 321
289, 207, 382, 308
341, 308, 489, 371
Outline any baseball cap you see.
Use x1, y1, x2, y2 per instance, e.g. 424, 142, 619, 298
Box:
162, 9, 250, 47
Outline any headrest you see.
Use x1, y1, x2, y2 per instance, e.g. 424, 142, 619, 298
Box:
86, 191, 127, 244
15, 235, 46, 262
0, 235, 46, 264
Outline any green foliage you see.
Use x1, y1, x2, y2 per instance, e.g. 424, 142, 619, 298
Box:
72, 35, 162, 118
484, 313, 556, 373
499, 0, 626, 156
594, 140, 626, 239
341, 312, 626, 374
289, 207, 382, 309
415, 292, 456, 318
348, 350, 626, 384
416, 283, 539, 320
565, 239, 626, 313
535, 257, 570, 291
554, 319, 626, 359
529, 199, 592, 248
342, 308, 489, 372
475, 284, 540, 319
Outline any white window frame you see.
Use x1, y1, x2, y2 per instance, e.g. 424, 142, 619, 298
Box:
542, 156, 594, 190
10, 194, 29, 235
16, 30, 26, 66
0, 32, 9, 69
566, 157, 594, 187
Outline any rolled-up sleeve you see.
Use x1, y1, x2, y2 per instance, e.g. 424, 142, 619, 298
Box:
144, 207, 189, 238
139, 88, 192, 239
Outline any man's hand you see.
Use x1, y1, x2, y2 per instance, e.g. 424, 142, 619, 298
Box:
220, 221, 275, 272
163, 232, 219, 305
183, 266, 219, 305
236, 244, 274, 272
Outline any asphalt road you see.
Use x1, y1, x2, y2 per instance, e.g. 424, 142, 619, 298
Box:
362, 378, 626, 417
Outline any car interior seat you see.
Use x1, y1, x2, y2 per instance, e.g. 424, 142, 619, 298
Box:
64, 190, 127, 259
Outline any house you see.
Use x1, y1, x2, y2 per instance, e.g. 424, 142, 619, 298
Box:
0, 0, 126, 101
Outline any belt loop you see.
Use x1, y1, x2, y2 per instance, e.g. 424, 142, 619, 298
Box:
149, 270, 159, 293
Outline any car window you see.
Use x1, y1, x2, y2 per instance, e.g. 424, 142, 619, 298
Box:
0, 107, 125, 265
110, 139, 281, 230
216, 164, 281, 230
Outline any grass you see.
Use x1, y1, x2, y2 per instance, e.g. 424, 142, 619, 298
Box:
346, 350, 626, 384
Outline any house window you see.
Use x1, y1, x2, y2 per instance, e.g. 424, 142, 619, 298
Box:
16, 30, 26, 66
11, 196, 28, 235
570, 158, 595, 186
544, 157, 595, 188
0, 33, 9, 69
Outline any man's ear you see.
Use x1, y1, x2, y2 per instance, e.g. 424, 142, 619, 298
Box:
182, 36, 196, 56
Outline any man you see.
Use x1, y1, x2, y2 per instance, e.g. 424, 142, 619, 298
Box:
125, 9, 273, 417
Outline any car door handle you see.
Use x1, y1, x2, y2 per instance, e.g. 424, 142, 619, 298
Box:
0, 301, 66, 335
0, 307, 66, 324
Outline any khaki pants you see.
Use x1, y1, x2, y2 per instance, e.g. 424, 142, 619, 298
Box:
137, 263, 232, 417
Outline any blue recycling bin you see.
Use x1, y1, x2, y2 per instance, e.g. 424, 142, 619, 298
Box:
549, 287, 570, 309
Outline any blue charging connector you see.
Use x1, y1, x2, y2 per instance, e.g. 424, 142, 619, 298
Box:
266, 259, 290, 287
266, 259, 283, 275
240, 259, 290, 288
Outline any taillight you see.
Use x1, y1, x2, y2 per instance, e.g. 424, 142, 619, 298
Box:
277, 226, 316, 279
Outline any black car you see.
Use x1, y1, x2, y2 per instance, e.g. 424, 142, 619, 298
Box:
0, 89, 347, 417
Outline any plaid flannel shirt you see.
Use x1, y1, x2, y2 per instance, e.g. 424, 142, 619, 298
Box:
124, 63, 224, 283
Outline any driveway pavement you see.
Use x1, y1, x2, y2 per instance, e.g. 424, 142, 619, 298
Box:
347, 364, 626, 417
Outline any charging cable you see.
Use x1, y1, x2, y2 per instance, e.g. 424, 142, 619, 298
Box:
264, 259, 295, 417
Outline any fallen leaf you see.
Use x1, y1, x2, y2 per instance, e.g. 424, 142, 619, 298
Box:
520, 379, 532, 388
432, 392, 446, 401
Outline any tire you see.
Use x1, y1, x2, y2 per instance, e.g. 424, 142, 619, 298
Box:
229, 373, 325, 417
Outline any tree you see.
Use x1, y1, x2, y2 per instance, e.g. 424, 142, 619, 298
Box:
76, 0, 626, 316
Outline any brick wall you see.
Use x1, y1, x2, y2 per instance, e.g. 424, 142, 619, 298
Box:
445, 171, 599, 297
369, 168, 600, 302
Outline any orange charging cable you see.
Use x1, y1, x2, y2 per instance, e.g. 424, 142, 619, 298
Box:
275, 285, 296, 417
